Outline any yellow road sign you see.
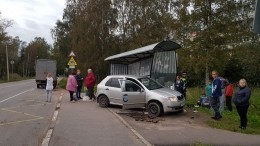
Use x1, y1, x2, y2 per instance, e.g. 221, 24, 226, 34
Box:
67, 57, 77, 66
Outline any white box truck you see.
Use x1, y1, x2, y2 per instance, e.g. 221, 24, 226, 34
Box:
35, 59, 57, 88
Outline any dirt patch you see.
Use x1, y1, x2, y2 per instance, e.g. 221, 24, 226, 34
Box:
117, 107, 211, 128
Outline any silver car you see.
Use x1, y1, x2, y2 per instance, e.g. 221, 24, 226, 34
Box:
96, 75, 185, 117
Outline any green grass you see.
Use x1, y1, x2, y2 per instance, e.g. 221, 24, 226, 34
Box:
0, 74, 30, 83
187, 87, 260, 134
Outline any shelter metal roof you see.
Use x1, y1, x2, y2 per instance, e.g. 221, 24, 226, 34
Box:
105, 40, 181, 64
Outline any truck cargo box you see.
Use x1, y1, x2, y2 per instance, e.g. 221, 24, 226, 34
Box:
35, 59, 57, 88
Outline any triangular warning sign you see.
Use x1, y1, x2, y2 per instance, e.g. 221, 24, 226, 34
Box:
67, 57, 77, 66
69, 51, 76, 57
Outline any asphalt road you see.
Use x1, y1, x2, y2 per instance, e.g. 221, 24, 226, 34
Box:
0, 79, 59, 146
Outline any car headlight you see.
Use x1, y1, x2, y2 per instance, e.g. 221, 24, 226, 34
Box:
167, 96, 178, 102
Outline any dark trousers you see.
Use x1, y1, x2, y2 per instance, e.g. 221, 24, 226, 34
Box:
76, 85, 82, 98
87, 86, 96, 100
226, 96, 232, 111
211, 96, 221, 118
236, 105, 249, 127
69, 91, 74, 101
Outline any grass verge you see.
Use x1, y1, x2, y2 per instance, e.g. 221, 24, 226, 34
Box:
187, 87, 260, 134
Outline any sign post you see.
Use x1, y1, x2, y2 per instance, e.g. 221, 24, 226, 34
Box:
67, 51, 77, 70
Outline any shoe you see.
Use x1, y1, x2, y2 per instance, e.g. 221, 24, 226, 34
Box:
211, 116, 222, 120
239, 126, 246, 129
72, 100, 75, 103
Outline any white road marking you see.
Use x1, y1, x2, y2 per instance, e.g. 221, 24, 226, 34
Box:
41, 129, 53, 146
41, 93, 64, 146
52, 111, 59, 121
0, 88, 35, 104
108, 108, 152, 146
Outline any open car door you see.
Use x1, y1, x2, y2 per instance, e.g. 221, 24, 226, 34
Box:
121, 80, 146, 109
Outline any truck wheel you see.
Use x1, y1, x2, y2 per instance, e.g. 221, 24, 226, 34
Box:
99, 95, 109, 108
147, 102, 163, 118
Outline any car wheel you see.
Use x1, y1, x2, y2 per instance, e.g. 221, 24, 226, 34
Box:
99, 95, 109, 108
147, 102, 162, 118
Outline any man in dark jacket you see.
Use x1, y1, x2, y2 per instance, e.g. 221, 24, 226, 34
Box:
211, 70, 222, 120
175, 75, 185, 96
75, 69, 83, 99
233, 78, 251, 129
84, 69, 96, 101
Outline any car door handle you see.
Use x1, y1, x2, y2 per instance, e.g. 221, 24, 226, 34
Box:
105, 88, 109, 90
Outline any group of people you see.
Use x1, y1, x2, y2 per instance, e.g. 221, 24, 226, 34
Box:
66, 69, 96, 102
174, 70, 252, 130
207, 70, 251, 130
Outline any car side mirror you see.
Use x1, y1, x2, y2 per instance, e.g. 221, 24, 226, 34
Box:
140, 88, 145, 92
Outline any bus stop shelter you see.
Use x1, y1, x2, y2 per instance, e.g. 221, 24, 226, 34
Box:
104, 40, 181, 87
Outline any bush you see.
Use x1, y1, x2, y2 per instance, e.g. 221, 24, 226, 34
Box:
58, 78, 67, 89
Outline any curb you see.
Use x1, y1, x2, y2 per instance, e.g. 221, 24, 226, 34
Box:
108, 108, 153, 146
41, 93, 63, 146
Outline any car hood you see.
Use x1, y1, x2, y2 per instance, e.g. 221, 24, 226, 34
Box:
149, 87, 182, 97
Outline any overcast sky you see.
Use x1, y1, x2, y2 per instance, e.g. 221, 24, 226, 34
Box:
0, 0, 66, 45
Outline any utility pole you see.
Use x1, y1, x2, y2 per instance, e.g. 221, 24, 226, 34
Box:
6, 44, 9, 81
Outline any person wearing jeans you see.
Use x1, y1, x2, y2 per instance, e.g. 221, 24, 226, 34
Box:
211, 70, 222, 120
233, 79, 251, 129
46, 73, 53, 102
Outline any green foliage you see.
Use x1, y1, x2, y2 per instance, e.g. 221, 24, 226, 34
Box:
58, 78, 67, 89
188, 87, 260, 134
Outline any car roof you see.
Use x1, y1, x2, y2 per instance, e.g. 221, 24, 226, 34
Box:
106, 75, 147, 79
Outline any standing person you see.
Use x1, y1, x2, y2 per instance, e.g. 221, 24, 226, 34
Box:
66, 71, 78, 102
205, 79, 212, 99
225, 83, 234, 111
75, 69, 84, 100
218, 76, 229, 113
84, 69, 96, 101
180, 72, 187, 98
46, 73, 53, 102
211, 70, 222, 120
175, 75, 184, 96
233, 79, 251, 129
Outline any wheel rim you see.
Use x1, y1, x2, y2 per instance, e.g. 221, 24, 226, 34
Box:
100, 97, 107, 105
149, 104, 159, 115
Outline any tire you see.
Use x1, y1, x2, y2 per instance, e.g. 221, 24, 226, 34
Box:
99, 95, 109, 108
147, 102, 163, 118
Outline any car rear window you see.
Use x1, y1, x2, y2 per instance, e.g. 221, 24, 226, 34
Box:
105, 78, 122, 88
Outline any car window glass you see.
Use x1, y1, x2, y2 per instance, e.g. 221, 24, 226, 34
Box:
125, 80, 141, 92
110, 78, 122, 88
138, 77, 163, 90
126, 78, 143, 88
105, 78, 112, 86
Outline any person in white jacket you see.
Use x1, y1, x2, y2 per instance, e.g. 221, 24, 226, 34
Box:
46, 73, 54, 102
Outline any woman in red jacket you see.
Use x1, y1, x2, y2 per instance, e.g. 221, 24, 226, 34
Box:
84, 69, 96, 101
225, 83, 234, 111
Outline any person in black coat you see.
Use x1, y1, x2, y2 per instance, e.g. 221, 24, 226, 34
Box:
233, 78, 251, 129
75, 69, 84, 99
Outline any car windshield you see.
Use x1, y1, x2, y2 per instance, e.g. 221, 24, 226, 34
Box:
138, 77, 163, 90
